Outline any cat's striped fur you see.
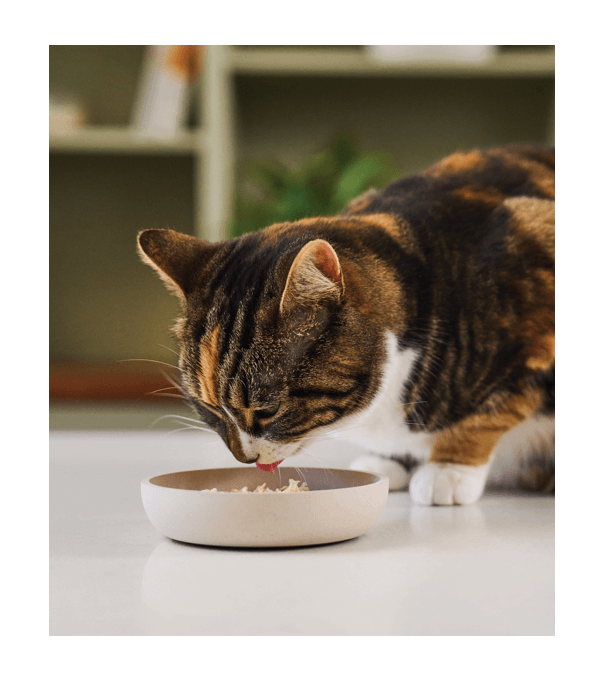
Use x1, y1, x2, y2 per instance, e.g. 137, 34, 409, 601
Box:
138, 144, 554, 505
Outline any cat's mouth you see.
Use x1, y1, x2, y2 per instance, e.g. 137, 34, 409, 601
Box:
256, 460, 284, 473
253, 442, 290, 472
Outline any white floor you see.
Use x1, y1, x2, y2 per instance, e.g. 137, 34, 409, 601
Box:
50, 429, 554, 636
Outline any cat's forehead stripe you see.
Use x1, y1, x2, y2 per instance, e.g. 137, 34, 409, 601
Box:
198, 325, 220, 407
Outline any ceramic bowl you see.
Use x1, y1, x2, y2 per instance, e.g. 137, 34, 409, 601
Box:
141, 467, 389, 548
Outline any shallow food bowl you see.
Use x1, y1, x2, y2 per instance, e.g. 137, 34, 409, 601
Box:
141, 467, 389, 548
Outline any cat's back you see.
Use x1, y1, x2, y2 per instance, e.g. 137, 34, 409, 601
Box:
342, 144, 554, 302
355, 144, 554, 207
347, 144, 554, 248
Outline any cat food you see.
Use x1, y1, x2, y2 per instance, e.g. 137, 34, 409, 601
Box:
200, 478, 309, 493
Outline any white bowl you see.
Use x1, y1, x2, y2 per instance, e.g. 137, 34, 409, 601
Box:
141, 467, 389, 548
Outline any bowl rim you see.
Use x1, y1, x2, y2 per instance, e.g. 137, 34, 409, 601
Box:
141, 466, 388, 494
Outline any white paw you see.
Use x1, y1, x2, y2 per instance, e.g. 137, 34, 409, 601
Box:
409, 462, 489, 505
349, 455, 409, 491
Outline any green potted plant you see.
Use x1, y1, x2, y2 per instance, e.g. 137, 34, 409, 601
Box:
229, 132, 402, 238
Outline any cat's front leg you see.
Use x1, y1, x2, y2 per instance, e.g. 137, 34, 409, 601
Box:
410, 461, 491, 506
350, 454, 419, 491
410, 391, 542, 506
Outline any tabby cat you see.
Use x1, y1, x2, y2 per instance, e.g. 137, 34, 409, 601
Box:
138, 144, 554, 505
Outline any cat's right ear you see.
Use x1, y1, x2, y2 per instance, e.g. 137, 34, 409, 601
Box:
279, 239, 345, 317
137, 228, 219, 302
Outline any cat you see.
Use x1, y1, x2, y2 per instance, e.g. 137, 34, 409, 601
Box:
137, 144, 554, 505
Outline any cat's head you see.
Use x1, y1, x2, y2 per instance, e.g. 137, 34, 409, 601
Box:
137, 224, 388, 468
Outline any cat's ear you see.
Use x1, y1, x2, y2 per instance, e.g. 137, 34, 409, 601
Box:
137, 228, 219, 301
280, 239, 345, 316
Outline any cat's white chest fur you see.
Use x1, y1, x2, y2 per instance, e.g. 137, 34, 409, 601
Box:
306, 331, 434, 460
307, 329, 554, 503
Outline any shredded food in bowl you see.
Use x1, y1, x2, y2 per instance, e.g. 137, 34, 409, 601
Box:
200, 478, 309, 493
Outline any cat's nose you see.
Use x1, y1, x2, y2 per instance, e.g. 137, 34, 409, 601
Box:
229, 442, 258, 464
224, 422, 258, 463
237, 454, 259, 465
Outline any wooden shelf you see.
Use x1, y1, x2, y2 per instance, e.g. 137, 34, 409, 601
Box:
49, 126, 202, 155
229, 47, 555, 78
49, 361, 182, 402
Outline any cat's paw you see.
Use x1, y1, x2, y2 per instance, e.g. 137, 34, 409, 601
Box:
409, 462, 489, 506
349, 455, 409, 491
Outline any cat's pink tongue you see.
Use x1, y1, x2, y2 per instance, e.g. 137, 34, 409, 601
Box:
256, 460, 284, 473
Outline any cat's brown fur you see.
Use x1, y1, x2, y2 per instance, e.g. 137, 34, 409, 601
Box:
138, 144, 554, 497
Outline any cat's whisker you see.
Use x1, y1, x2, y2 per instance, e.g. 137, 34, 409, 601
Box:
168, 414, 211, 426
306, 410, 429, 440
157, 371, 197, 409
147, 386, 179, 395
117, 358, 180, 370
158, 368, 187, 394
163, 426, 222, 439
309, 427, 363, 441
292, 465, 308, 484
150, 392, 189, 400
156, 343, 180, 357
150, 413, 212, 429
173, 421, 217, 434
296, 449, 336, 481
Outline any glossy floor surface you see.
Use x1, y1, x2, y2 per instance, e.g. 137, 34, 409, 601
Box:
50, 430, 554, 635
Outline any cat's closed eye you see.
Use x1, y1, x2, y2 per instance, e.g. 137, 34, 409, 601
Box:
256, 403, 281, 419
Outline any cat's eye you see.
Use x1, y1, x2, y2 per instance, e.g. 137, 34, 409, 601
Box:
256, 403, 281, 419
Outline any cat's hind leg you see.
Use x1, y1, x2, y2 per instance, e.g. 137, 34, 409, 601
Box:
349, 453, 421, 491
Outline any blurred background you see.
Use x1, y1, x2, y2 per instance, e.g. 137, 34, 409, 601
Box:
49, 44, 554, 431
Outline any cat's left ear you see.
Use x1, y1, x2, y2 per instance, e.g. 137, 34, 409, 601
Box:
280, 239, 345, 316
137, 228, 220, 302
